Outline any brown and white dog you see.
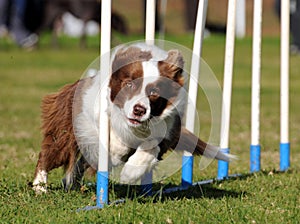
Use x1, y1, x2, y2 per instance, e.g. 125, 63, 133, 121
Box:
32, 43, 235, 193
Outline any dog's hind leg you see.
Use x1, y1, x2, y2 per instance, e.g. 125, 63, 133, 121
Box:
33, 134, 77, 193
33, 80, 80, 193
62, 155, 89, 191
33, 136, 62, 193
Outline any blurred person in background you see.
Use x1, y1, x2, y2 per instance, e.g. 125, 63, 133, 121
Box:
275, 0, 300, 55
0, 0, 38, 49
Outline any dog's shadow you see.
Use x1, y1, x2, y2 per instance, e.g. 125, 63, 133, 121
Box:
108, 179, 244, 204
158, 184, 242, 201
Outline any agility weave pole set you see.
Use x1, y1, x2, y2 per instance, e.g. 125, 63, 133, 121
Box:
92, 0, 290, 209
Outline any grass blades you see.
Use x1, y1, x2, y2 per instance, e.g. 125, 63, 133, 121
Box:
0, 34, 300, 223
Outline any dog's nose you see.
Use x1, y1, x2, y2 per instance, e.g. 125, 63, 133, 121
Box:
133, 104, 147, 117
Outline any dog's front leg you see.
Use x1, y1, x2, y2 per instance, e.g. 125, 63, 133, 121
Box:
120, 139, 160, 184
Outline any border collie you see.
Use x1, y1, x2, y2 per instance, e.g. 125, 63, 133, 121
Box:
32, 43, 235, 193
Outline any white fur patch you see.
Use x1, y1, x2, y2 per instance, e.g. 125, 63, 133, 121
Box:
32, 170, 48, 193
120, 139, 160, 184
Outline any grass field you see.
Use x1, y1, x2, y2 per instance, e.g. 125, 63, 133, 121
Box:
0, 33, 300, 223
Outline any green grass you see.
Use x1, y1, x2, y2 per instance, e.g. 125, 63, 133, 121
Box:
0, 33, 300, 223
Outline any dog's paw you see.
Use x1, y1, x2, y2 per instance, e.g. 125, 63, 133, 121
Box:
120, 142, 159, 184
32, 170, 48, 194
120, 163, 148, 184
32, 184, 47, 194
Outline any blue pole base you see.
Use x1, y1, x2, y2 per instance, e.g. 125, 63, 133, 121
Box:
280, 142, 290, 171
96, 171, 109, 208
250, 144, 261, 172
217, 148, 229, 180
181, 155, 194, 188
141, 171, 153, 196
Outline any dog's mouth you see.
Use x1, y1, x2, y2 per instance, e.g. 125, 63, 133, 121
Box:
127, 118, 142, 125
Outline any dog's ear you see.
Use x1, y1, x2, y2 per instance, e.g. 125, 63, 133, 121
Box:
158, 50, 184, 86
164, 50, 184, 70
112, 46, 152, 73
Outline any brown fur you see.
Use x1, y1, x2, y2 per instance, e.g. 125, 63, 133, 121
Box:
35, 82, 78, 174
158, 50, 184, 87
110, 46, 152, 105
111, 46, 152, 73
33, 46, 233, 192
34, 48, 192, 180
34, 77, 93, 182
172, 127, 208, 155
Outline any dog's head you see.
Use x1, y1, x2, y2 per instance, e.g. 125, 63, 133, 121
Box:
109, 45, 184, 127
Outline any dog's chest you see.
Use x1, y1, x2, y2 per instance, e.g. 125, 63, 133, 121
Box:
109, 127, 138, 166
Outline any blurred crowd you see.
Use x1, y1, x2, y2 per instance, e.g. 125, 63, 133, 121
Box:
0, 0, 39, 49
0, 0, 126, 49
275, 0, 300, 54
0, 0, 299, 53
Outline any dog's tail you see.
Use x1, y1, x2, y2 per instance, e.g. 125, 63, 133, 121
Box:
175, 127, 237, 162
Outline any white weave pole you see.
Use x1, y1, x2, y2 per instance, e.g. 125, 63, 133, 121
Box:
141, 0, 156, 193
217, 0, 237, 180
182, 0, 208, 187
185, 0, 208, 134
96, 0, 111, 208
145, 0, 156, 45
280, 0, 290, 171
235, 0, 246, 38
250, 0, 263, 173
